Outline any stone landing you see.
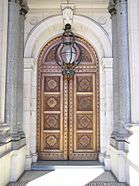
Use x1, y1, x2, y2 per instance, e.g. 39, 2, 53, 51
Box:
8, 168, 128, 186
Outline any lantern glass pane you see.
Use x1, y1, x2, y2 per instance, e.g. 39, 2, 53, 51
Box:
61, 45, 76, 64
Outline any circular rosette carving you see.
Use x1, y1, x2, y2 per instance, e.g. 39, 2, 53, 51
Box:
98, 16, 107, 25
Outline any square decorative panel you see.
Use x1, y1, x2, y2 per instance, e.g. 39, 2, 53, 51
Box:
77, 114, 93, 130
44, 95, 60, 111
77, 95, 93, 111
44, 133, 60, 150
44, 114, 60, 130
44, 76, 60, 92
77, 133, 93, 150
76, 76, 93, 92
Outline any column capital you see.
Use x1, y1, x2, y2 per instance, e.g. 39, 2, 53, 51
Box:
20, 0, 29, 15
8, 0, 29, 15
108, 0, 117, 16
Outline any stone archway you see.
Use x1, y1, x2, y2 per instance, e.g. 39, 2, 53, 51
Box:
23, 15, 112, 167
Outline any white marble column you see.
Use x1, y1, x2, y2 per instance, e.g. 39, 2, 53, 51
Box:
108, 0, 131, 147
116, 0, 131, 137
6, 0, 21, 140
6, 0, 28, 144
0, 0, 11, 143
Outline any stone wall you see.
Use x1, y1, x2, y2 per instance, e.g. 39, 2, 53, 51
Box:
127, 1, 139, 185
128, 0, 139, 124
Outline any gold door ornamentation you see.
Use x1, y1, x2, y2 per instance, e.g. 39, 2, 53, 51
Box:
37, 37, 100, 160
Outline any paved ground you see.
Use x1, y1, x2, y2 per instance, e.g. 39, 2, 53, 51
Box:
8, 170, 127, 186
8, 161, 128, 186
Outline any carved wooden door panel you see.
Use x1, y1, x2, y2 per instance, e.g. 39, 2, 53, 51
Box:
37, 37, 99, 160
39, 74, 68, 160
69, 74, 98, 160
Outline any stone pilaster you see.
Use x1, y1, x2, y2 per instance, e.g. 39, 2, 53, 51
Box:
6, 0, 28, 145
108, 0, 131, 148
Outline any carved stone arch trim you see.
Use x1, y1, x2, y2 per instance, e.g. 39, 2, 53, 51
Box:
24, 15, 112, 62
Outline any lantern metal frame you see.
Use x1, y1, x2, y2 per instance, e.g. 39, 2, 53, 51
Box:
55, 23, 82, 79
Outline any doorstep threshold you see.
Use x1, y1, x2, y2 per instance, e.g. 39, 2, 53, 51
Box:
31, 160, 104, 171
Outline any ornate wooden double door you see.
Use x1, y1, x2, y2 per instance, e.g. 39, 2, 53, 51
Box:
37, 37, 99, 160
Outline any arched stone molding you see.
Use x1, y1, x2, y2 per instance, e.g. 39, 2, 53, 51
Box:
24, 15, 112, 61
23, 14, 113, 169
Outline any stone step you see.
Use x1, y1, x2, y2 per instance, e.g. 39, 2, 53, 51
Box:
9, 181, 127, 186
31, 160, 103, 171
86, 183, 127, 186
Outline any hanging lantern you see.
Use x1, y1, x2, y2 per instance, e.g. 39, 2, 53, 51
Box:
55, 24, 82, 79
